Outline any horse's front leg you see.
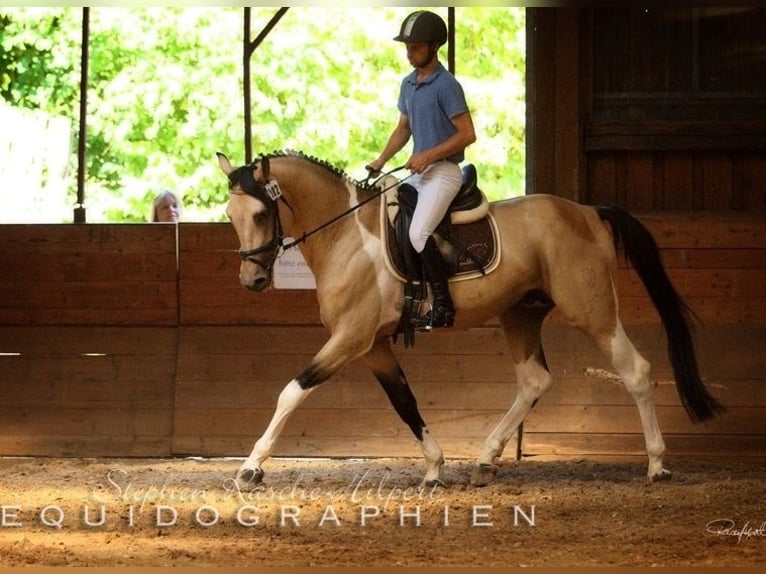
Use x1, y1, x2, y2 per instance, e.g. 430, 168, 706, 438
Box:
235, 378, 314, 487
236, 336, 358, 489
361, 338, 445, 487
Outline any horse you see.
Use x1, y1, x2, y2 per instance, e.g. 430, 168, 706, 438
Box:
216, 149, 724, 488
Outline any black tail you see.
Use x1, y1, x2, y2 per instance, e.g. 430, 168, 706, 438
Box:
596, 205, 725, 422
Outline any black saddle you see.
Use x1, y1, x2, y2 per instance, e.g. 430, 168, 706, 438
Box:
450, 164, 483, 213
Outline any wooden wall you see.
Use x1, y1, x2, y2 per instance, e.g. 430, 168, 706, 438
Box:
1, 220, 764, 460
529, 7, 766, 210
0, 224, 177, 455
1, 7, 765, 462
584, 8, 766, 212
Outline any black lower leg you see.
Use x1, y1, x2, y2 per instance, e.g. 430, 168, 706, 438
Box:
373, 367, 426, 441
413, 236, 455, 330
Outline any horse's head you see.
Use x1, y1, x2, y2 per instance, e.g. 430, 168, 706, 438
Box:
217, 152, 282, 292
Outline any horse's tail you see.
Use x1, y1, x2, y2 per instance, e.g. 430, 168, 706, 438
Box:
596, 205, 725, 422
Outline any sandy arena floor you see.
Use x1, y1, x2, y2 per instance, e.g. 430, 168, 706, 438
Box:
0, 455, 763, 567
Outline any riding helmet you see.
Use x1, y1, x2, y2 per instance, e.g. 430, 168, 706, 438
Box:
393, 10, 448, 46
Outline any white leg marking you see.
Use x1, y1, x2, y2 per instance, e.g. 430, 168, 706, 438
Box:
478, 354, 553, 466
609, 322, 668, 479
420, 427, 445, 484
242, 379, 314, 471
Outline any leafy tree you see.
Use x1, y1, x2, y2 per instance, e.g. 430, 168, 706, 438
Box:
0, 10, 80, 113
0, 7, 525, 222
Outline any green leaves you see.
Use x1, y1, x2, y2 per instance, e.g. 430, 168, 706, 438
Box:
1, 7, 525, 221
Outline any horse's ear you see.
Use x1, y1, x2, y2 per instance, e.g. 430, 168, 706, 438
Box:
216, 152, 233, 176
259, 156, 270, 180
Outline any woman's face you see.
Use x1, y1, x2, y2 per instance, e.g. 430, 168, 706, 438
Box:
156, 197, 181, 223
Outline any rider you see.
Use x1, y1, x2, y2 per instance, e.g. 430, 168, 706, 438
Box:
367, 10, 476, 329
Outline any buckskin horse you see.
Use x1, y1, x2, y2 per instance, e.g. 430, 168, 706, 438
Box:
216, 149, 723, 488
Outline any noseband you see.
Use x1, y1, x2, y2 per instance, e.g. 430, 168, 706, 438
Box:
237, 209, 283, 271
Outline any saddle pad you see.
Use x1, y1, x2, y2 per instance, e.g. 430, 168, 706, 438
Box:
380, 191, 502, 284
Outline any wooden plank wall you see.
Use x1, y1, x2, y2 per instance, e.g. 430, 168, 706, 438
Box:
583, 8, 766, 214
0, 224, 178, 326
587, 151, 766, 212
0, 327, 176, 456
0, 219, 764, 460
0, 225, 177, 455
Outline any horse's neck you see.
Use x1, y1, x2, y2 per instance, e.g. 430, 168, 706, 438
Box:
273, 159, 353, 235
272, 158, 379, 277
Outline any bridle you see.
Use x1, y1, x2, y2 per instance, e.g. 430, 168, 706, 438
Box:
228, 162, 291, 272
236, 205, 284, 272
232, 163, 410, 272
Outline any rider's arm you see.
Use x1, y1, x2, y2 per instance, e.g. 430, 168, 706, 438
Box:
406, 111, 476, 174
367, 113, 411, 174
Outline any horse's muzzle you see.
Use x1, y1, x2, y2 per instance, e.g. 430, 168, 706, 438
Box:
239, 263, 271, 292
240, 274, 270, 292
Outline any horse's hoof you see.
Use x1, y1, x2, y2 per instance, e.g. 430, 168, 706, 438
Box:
648, 468, 672, 483
424, 477, 447, 489
470, 463, 499, 487
236, 467, 264, 489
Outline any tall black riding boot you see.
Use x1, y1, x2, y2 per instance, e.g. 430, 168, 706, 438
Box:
413, 236, 455, 331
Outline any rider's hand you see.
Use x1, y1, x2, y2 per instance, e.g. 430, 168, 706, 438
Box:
365, 162, 383, 177
405, 152, 431, 174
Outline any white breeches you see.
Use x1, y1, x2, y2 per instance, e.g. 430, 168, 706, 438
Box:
408, 161, 462, 253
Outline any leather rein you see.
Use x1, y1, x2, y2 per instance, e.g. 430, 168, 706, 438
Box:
237, 165, 410, 271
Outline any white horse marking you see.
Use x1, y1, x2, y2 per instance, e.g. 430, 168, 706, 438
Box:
243, 379, 315, 472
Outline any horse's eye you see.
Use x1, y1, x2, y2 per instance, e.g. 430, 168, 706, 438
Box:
254, 211, 268, 224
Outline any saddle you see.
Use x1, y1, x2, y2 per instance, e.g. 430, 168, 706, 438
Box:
380, 164, 501, 347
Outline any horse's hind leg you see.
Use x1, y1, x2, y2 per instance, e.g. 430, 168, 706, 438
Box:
472, 309, 553, 486
602, 320, 670, 481
557, 273, 669, 482
362, 338, 444, 486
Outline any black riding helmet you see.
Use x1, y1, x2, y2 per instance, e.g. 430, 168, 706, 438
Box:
393, 10, 448, 46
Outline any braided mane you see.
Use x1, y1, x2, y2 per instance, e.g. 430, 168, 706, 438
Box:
263, 149, 375, 191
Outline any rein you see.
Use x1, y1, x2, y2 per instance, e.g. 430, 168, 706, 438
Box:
280, 166, 409, 252
239, 166, 410, 266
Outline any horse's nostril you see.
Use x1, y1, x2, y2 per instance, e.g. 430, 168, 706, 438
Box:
252, 277, 269, 291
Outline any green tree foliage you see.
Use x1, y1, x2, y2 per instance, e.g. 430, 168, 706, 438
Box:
0, 10, 80, 114
0, 7, 525, 222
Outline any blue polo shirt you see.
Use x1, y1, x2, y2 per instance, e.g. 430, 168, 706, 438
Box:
397, 62, 469, 164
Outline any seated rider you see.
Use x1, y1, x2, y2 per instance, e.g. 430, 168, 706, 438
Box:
367, 10, 477, 329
